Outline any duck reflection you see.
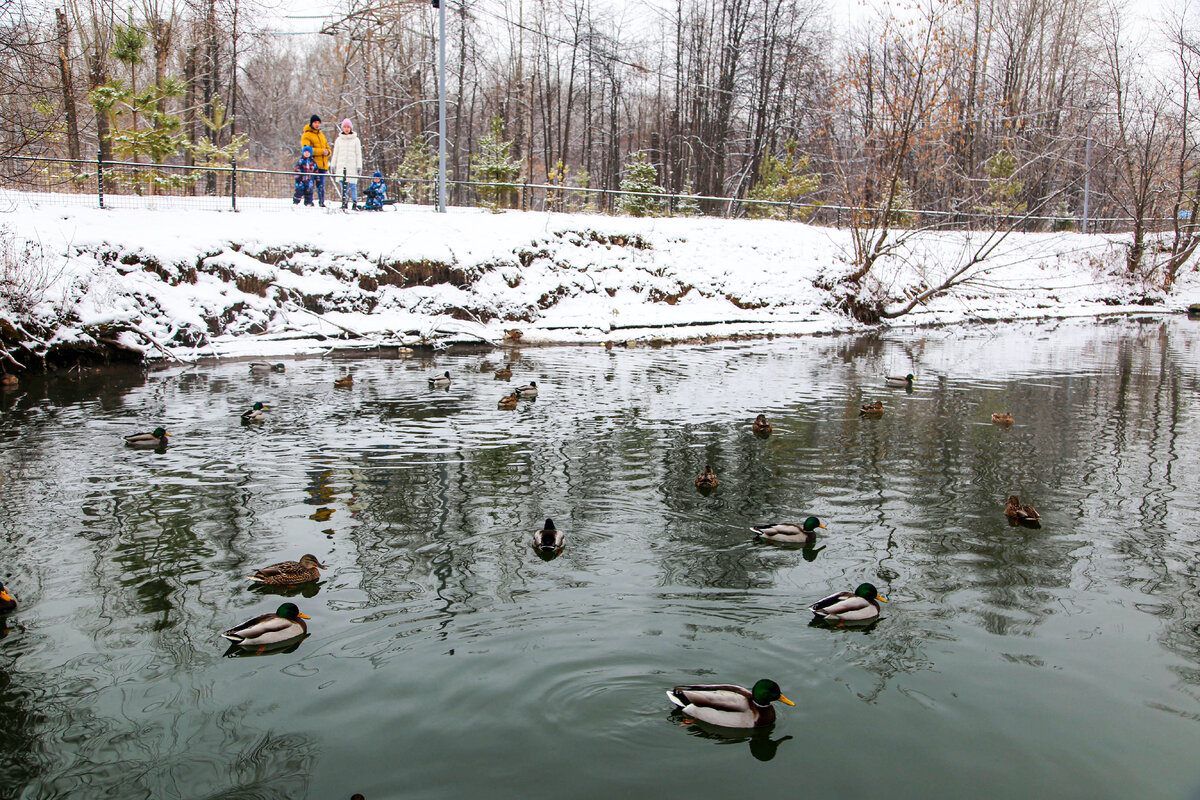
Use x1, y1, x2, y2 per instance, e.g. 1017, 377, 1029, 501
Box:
248, 581, 324, 599
672, 716, 794, 762
222, 633, 310, 658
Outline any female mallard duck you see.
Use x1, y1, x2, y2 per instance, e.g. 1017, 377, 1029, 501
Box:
504, 328, 524, 342
515, 381, 538, 399
810, 582, 887, 623
247, 554, 327, 586
124, 427, 169, 447
428, 370, 452, 388
222, 602, 309, 647
240, 402, 269, 422
498, 392, 519, 410
666, 679, 795, 729
752, 517, 825, 544
532, 518, 564, 551
992, 412, 1014, 425
695, 465, 719, 491
751, 414, 773, 436
1004, 495, 1040, 524
334, 375, 354, 388
0, 374, 17, 388
494, 364, 513, 380
249, 362, 286, 374
885, 373, 914, 387
860, 400, 884, 416
0, 582, 16, 613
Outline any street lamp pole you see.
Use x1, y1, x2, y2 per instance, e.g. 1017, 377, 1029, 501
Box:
435, 0, 447, 213
1082, 101, 1096, 234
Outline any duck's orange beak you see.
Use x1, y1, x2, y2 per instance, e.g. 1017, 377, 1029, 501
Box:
876, 595, 888, 603
778, 695, 795, 706
818, 524, 827, 530
298, 613, 311, 620
0, 589, 13, 603
318, 564, 328, 570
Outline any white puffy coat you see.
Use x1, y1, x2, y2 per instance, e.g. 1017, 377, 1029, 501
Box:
329, 131, 364, 179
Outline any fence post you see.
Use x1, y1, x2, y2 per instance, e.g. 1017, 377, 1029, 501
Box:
341, 168, 348, 210
836, 207, 841, 228
231, 159, 237, 212
96, 152, 105, 209
522, 182, 529, 211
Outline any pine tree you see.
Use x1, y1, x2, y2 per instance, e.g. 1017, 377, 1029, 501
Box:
470, 115, 521, 210
398, 134, 437, 204
745, 141, 820, 219
617, 151, 664, 217
978, 147, 1027, 218
677, 180, 700, 216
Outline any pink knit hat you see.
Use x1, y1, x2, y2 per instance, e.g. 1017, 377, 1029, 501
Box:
341, 118, 353, 129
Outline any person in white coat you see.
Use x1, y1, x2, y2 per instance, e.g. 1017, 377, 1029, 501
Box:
329, 118, 364, 208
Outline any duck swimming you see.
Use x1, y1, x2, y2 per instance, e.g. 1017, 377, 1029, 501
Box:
885, 374, 914, 387
247, 554, 326, 586
515, 381, 538, 399
752, 517, 825, 544
810, 582, 886, 623
240, 402, 269, 422
0, 582, 16, 613
124, 427, 169, 447
498, 392, 519, 410
860, 401, 884, 416
695, 465, 719, 491
531, 518, 564, 551
222, 602, 309, 648
428, 371, 452, 388
249, 362, 286, 374
1004, 495, 1040, 524
992, 412, 1014, 425
751, 414, 773, 436
666, 679, 795, 729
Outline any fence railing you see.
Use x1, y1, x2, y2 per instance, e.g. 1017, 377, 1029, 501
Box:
0, 153, 1184, 234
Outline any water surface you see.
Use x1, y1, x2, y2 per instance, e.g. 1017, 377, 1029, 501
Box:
2, 317, 1200, 799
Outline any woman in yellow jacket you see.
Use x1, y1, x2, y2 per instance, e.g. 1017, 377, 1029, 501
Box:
301, 114, 331, 206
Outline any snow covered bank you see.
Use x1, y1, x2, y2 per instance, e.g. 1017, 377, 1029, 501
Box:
1, 194, 1198, 366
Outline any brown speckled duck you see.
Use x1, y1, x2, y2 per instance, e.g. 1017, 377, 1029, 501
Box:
247, 554, 327, 586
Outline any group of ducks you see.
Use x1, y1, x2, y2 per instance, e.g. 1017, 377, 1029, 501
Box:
108, 362, 1035, 728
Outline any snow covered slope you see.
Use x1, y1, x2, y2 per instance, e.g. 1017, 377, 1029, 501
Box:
2, 196, 1197, 362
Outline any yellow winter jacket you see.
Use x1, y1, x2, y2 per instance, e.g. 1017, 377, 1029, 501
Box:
301, 124, 331, 170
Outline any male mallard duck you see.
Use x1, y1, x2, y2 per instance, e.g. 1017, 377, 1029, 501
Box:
428, 370, 452, 388
885, 373, 914, 387
992, 412, 1014, 425
515, 381, 538, 398
334, 375, 354, 388
124, 427, 169, 447
695, 465, 719, 491
222, 602, 309, 647
249, 362, 286, 374
532, 518, 565, 551
752, 517, 825, 544
666, 679, 795, 729
0, 582, 16, 613
498, 392, 519, 410
860, 400, 884, 416
240, 402, 269, 422
810, 582, 887, 623
1004, 495, 1040, 524
247, 554, 326, 586
751, 414, 773, 435
494, 364, 513, 380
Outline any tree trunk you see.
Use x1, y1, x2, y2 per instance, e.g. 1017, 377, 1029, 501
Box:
55, 8, 81, 162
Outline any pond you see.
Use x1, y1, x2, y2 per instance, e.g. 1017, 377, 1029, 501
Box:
2, 317, 1200, 799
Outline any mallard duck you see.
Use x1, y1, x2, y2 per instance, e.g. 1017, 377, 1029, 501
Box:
247, 554, 326, 586
666, 679, 795, 729
504, 328, 524, 342
124, 427, 169, 447
0, 374, 17, 388
992, 412, 1014, 425
695, 465, 719, 491
0, 582, 16, 613
515, 381, 538, 398
498, 392, 519, 410
885, 373, 914, 387
810, 582, 886, 623
222, 602, 309, 647
428, 370, 452, 388
494, 365, 513, 380
860, 400, 884, 416
532, 518, 565, 551
240, 402, 269, 422
334, 375, 354, 388
751, 414, 773, 435
1004, 495, 1040, 524
249, 362, 286, 374
752, 517, 825, 544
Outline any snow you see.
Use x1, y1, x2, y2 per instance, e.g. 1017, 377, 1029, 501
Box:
2, 191, 1197, 362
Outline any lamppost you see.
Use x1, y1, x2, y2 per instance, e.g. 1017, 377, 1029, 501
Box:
432, 0, 447, 213
1082, 100, 1098, 233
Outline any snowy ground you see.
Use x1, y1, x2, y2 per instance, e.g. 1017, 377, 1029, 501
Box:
2, 192, 1198, 362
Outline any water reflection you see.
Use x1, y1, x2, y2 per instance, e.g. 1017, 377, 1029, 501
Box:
672, 715, 795, 762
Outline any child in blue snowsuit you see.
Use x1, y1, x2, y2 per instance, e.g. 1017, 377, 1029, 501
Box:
362, 171, 387, 211
293, 146, 318, 205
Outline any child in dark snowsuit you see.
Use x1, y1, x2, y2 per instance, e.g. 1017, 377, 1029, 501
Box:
362, 171, 387, 211
293, 146, 318, 206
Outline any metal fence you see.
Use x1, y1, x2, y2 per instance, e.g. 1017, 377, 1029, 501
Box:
0, 153, 1180, 233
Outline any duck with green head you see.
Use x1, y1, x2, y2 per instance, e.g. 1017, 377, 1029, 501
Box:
429, 370, 452, 388
667, 679, 795, 728
751, 517, 825, 544
249, 362, 286, 374
124, 427, 169, 447
885, 373, 915, 387
222, 602, 310, 647
240, 402, 269, 422
810, 582, 887, 623
515, 381, 538, 399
